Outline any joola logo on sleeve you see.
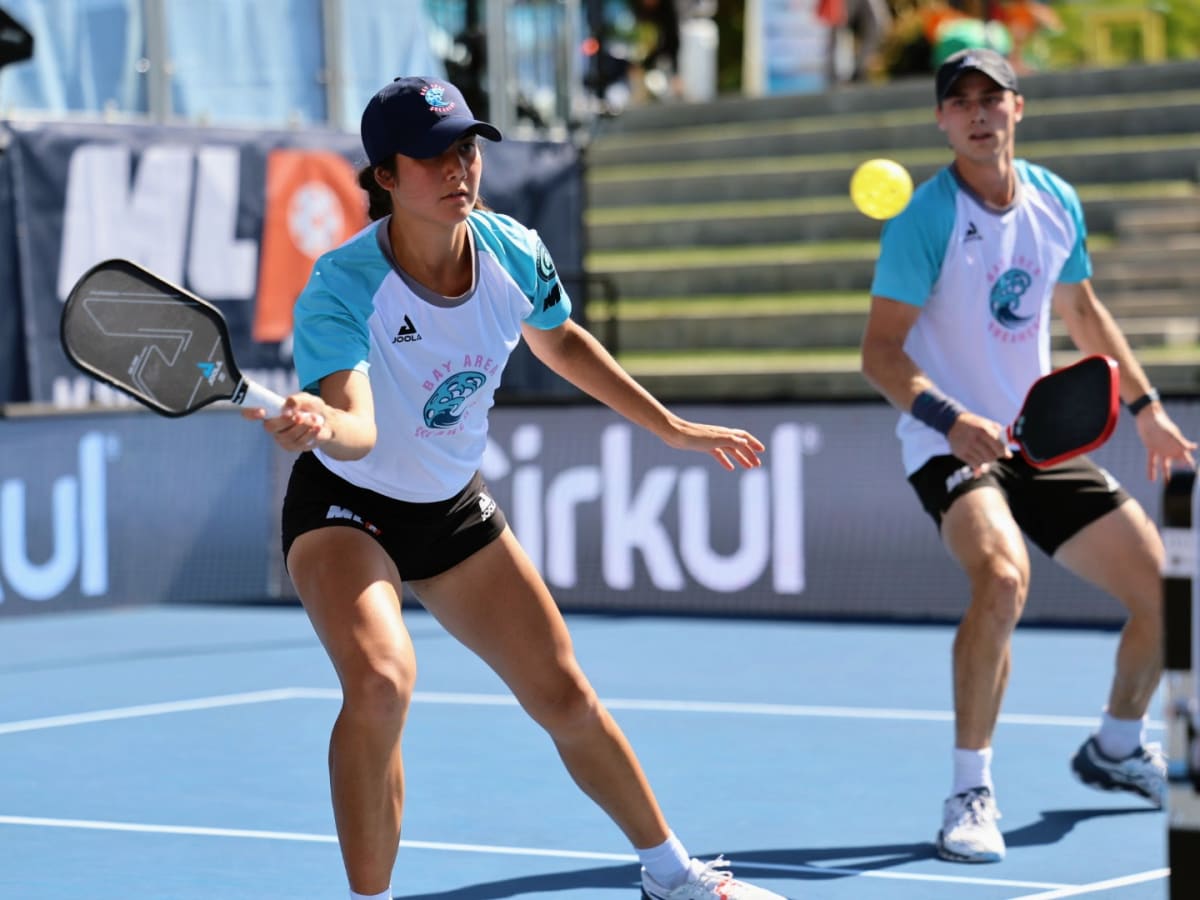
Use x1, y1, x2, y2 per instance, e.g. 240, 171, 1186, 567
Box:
392, 316, 423, 343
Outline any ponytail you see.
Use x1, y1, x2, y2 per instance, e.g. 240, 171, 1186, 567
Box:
358, 163, 393, 221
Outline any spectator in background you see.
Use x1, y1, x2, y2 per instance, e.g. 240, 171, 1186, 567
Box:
634, 0, 682, 99
990, 0, 1062, 72
819, 0, 895, 84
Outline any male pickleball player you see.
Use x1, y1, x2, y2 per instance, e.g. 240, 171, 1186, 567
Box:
859, 48, 1196, 862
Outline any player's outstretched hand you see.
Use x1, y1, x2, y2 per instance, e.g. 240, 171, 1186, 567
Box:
242, 393, 330, 453
663, 419, 765, 471
1135, 406, 1196, 481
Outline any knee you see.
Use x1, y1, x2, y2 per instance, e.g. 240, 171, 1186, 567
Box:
1122, 580, 1164, 628
520, 666, 601, 736
341, 658, 416, 729
968, 559, 1028, 627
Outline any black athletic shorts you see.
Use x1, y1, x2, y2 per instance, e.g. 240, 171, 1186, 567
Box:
907, 454, 1131, 556
281, 451, 508, 580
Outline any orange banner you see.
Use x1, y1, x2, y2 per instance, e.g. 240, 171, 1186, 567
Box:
254, 149, 367, 342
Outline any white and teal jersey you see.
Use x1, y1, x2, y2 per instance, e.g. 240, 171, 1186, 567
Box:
292, 209, 571, 502
870, 160, 1092, 475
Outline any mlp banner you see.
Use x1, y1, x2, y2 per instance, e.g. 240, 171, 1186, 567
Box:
1, 118, 584, 408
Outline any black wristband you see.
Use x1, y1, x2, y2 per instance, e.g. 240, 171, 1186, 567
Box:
1126, 389, 1160, 416
911, 388, 965, 436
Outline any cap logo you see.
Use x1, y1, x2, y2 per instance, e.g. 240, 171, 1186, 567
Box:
962, 53, 981, 68
421, 84, 456, 115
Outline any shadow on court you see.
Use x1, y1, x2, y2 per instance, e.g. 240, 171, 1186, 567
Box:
394, 808, 1158, 898
1003, 805, 1158, 848
393, 862, 640, 899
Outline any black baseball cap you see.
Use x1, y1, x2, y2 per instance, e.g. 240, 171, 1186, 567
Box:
935, 48, 1019, 104
360, 76, 502, 165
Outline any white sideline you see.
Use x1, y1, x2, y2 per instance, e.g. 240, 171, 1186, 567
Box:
0, 686, 1166, 735
0, 688, 1168, 894
1006, 867, 1169, 898
0, 814, 1069, 890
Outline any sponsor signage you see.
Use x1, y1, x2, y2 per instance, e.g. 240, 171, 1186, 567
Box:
0, 410, 271, 616
1, 119, 584, 408
3, 400, 1196, 623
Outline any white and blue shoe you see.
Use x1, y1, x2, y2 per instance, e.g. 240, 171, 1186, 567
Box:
936, 786, 1005, 863
1071, 736, 1166, 807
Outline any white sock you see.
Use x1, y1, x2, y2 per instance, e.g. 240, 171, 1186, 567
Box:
349, 889, 391, 900
1096, 710, 1145, 759
637, 831, 692, 890
953, 746, 994, 795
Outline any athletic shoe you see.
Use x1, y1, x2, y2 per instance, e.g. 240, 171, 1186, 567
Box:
1070, 735, 1167, 807
640, 855, 788, 899
935, 786, 1005, 863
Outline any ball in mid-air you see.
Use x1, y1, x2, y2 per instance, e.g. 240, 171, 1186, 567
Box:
850, 158, 913, 220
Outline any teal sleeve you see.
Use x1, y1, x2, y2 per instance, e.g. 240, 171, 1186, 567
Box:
869, 171, 958, 306
470, 211, 572, 329
292, 257, 377, 392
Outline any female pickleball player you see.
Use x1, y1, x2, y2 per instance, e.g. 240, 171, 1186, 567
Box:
244, 76, 784, 900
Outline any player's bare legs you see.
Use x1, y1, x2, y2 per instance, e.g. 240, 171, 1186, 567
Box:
941, 487, 1031, 749
411, 527, 671, 849
288, 527, 414, 896
1054, 499, 1164, 718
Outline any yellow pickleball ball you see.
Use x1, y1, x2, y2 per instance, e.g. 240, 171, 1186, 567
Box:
850, 158, 913, 220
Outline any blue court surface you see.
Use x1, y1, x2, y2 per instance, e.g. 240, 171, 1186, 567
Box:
0, 605, 1171, 899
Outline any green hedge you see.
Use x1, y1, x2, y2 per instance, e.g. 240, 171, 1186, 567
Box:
1045, 1, 1200, 67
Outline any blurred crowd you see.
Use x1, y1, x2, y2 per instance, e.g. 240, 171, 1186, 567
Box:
583, 0, 1064, 112
872, 1, 1064, 80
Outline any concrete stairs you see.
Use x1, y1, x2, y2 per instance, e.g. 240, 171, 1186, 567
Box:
582, 60, 1200, 402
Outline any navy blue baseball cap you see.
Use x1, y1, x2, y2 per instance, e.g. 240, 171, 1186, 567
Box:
935, 48, 1019, 104
360, 76, 502, 165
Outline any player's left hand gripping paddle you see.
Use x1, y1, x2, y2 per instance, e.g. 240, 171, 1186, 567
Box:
61, 258, 285, 418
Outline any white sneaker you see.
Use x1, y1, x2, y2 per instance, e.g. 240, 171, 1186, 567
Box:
936, 786, 1005, 863
641, 855, 788, 899
1070, 736, 1167, 808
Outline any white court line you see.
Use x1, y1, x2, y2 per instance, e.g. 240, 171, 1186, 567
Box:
0, 814, 1068, 890
0, 687, 1165, 735
0, 688, 307, 735
1006, 867, 1169, 898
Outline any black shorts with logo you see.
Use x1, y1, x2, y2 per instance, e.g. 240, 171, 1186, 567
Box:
908, 454, 1131, 556
281, 452, 507, 580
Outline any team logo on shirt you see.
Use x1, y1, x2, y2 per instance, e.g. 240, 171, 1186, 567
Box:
423, 370, 486, 428
964, 221, 982, 243
989, 268, 1035, 330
